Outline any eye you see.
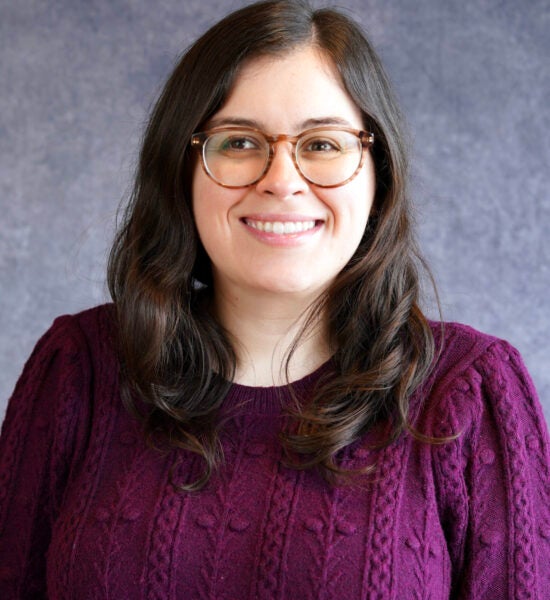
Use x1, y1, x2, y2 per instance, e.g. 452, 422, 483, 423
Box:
300, 133, 346, 161
222, 136, 258, 150
303, 138, 341, 153
213, 132, 264, 156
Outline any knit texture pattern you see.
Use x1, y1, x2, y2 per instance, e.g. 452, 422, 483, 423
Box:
1, 305, 549, 599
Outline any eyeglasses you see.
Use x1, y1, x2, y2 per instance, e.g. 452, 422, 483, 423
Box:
190, 126, 374, 188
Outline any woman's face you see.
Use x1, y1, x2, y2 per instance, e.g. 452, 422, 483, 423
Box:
192, 45, 375, 302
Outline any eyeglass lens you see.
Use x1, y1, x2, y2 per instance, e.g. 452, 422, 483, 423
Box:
202, 129, 364, 187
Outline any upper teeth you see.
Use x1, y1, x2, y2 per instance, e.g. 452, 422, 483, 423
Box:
246, 219, 316, 234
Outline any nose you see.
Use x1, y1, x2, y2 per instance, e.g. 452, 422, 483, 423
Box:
255, 142, 309, 197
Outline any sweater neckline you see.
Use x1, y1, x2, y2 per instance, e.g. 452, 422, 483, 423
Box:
223, 359, 332, 415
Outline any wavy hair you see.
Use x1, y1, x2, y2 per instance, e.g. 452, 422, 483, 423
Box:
108, 0, 436, 489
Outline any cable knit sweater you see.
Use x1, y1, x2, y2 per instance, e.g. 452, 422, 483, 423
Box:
0, 304, 549, 599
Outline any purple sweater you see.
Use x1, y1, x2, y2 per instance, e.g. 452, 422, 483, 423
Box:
1, 304, 549, 599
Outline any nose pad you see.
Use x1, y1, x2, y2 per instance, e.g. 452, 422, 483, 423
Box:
255, 143, 308, 196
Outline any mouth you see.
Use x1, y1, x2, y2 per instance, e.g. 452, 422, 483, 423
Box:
242, 218, 322, 235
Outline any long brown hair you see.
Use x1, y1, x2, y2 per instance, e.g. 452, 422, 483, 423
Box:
108, 0, 436, 489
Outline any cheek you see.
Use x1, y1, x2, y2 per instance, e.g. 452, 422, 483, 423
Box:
337, 166, 375, 231
332, 165, 376, 259
191, 177, 205, 239
355, 158, 376, 225
192, 169, 221, 257
191, 163, 208, 218
191, 169, 244, 257
192, 167, 226, 227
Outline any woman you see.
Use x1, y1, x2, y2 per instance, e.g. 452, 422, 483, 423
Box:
1, 1, 548, 598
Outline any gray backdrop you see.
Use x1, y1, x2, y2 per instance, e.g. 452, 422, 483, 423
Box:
1, 0, 549, 421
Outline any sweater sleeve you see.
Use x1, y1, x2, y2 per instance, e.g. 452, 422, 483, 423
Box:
0, 316, 92, 599
433, 339, 550, 599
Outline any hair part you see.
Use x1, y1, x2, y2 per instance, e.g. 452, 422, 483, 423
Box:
108, 0, 437, 490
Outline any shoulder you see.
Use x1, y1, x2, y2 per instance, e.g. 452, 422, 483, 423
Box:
428, 320, 500, 385
45, 303, 116, 348
11, 301, 118, 391
5, 304, 119, 430
426, 319, 532, 399
29, 303, 118, 370
419, 320, 544, 440
1, 303, 120, 480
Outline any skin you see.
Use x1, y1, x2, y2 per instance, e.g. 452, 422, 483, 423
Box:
192, 45, 376, 385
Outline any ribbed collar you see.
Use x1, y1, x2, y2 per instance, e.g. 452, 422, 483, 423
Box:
222, 360, 332, 416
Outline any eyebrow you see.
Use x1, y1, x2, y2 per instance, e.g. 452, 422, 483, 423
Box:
301, 116, 356, 129
207, 117, 260, 129
205, 115, 358, 131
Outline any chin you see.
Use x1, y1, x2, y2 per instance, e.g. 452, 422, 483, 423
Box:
252, 276, 331, 298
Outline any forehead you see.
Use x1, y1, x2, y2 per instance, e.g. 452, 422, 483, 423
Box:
209, 45, 364, 132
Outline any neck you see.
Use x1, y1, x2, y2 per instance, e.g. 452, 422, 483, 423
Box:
213, 285, 331, 387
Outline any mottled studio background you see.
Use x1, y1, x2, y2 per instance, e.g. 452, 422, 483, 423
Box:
1, 0, 549, 421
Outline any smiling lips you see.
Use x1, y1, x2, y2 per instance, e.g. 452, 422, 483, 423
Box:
244, 218, 318, 234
